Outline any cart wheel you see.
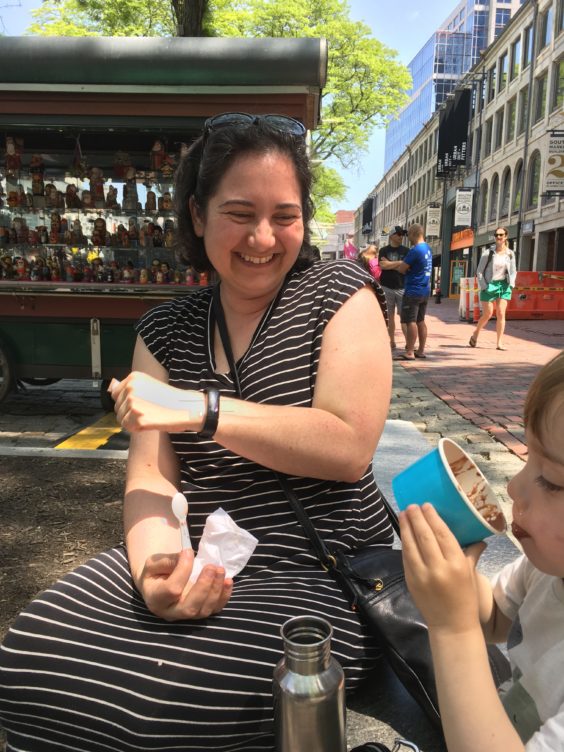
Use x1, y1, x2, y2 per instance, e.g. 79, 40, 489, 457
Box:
0, 342, 15, 403
100, 379, 115, 412
21, 378, 62, 387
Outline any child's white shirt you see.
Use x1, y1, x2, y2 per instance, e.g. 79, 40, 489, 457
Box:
492, 555, 564, 750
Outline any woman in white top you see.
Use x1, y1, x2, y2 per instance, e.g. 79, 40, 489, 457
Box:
469, 227, 517, 350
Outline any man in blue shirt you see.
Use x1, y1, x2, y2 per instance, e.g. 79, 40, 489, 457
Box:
382, 223, 432, 360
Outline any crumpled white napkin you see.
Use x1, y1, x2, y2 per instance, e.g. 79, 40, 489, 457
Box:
189, 507, 258, 583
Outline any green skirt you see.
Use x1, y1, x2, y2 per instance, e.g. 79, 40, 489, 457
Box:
480, 279, 512, 302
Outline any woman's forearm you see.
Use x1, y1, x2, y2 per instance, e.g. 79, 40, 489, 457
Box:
211, 398, 385, 482
124, 432, 182, 584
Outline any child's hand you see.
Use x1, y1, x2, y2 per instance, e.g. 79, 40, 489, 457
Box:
400, 503, 486, 634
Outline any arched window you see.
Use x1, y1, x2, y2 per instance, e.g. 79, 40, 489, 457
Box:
489, 174, 499, 222
500, 168, 511, 218
527, 151, 541, 208
479, 179, 488, 224
512, 160, 523, 214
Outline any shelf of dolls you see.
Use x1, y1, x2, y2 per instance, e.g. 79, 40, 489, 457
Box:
0, 206, 177, 252
0, 245, 202, 287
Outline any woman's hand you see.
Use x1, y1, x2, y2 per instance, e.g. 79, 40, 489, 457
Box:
109, 372, 205, 433
400, 503, 486, 634
139, 548, 233, 621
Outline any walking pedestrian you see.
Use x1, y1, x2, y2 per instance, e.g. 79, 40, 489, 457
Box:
469, 227, 517, 351
378, 226, 409, 350
343, 232, 358, 259
383, 223, 432, 360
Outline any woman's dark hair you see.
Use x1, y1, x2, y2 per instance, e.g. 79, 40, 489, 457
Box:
174, 119, 318, 273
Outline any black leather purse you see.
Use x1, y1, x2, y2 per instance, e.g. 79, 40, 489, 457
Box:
212, 285, 511, 729
350, 741, 420, 752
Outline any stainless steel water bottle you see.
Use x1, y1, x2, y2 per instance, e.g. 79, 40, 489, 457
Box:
273, 615, 346, 752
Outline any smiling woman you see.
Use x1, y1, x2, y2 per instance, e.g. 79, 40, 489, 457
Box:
0, 114, 393, 752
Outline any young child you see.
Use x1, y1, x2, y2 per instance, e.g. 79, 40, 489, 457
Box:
400, 350, 564, 752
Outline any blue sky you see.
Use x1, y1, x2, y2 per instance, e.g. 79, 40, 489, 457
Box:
0, 0, 449, 210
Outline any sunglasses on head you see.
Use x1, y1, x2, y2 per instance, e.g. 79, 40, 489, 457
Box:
203, 112, 306, 140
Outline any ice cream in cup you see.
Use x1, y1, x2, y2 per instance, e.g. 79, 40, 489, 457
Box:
392, 438, 507, 546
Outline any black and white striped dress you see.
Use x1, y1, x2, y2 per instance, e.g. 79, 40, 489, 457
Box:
0, 260, 393, 752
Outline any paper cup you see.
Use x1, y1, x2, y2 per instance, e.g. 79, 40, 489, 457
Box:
392, 438, 506, 546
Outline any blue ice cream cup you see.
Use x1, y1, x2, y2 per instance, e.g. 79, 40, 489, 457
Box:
392, 438, 506, 547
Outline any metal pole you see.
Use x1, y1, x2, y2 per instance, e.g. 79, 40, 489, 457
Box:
470, 70, 486, 275
440, 177, 449, 297
516, 0, 539, 267
405, 145, 412, 229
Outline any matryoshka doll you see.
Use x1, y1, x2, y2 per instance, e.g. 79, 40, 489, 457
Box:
30, 261, 41, 282
138, 267, 149, 285
5, 136, 21, 177
49, 212, 61, 244
89, 167, 105, 208
150, 257, 160, 283
145, 190, 156, 213
1, 255, 14, 279
128, 217, 139, 247
184, 267, 195, 285
160, 261, 170, 284
81, 190, 93, 210
49, 260, 61, 282
15, 257, 29, 280
152, 225, 163, 248
92, 217, 107, 246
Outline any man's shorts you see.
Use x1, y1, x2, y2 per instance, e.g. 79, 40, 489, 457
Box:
400, 294, 429, 324
382, 286, 404, 317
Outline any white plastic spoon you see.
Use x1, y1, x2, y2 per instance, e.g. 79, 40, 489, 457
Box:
171, 492, 192, 550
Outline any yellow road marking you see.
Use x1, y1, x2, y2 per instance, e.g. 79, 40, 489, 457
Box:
56, 412, 123, 451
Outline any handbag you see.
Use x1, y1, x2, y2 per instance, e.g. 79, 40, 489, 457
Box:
211, 284, 511, 729
350, 741, 420, 752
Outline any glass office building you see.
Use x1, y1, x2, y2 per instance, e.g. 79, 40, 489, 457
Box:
384, 0, 521, 171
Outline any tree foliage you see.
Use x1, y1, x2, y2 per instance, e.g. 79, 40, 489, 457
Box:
26, 0, 410, 219
28, 0, 174, 36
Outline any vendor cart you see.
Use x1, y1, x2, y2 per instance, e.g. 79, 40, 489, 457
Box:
0, 35, 327, 406
0, 280, 202, 407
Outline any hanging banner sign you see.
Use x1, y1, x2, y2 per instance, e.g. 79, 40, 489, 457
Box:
361, 197, 374, 235
436, 88, 471, 176
426, 206, 442, 237
454, 188, 473, 227
545, 133, 564, 193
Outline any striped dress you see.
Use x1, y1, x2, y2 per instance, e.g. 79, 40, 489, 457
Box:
0, 260, 393, 752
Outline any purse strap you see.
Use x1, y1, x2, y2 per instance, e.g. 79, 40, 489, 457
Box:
211, 283, 400, 570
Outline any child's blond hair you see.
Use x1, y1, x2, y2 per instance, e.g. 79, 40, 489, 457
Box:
524, 351, 564, 440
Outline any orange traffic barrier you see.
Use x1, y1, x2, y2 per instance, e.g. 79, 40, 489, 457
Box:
467, 278, 474, 323
465, 280, 471, 322
472, 279, 480, 322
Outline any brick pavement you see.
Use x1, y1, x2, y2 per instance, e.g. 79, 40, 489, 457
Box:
390, 297, 563, 458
